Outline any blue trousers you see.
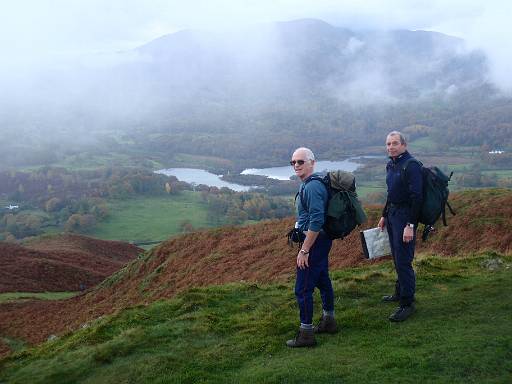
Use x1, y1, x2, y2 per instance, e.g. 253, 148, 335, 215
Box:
386, 206, 416, 306
295, 233, 334, 325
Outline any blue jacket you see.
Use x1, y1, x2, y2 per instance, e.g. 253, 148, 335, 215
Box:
384, 151, 423, 225
296, 173, 328, 232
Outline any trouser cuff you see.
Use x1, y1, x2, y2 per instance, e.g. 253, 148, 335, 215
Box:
322, 310, 335, 317
400, 297, 415, 306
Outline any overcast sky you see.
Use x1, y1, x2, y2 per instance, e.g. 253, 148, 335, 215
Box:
1, 0, 511, 89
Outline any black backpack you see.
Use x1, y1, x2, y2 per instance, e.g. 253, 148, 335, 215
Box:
296, 171, 367, 240
402, 159, 456, 240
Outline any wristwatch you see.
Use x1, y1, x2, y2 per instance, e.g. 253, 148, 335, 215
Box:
406, 223, 414, 229
299, 249, 310, 255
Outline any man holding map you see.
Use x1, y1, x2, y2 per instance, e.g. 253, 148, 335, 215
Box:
378, 131, 423, 322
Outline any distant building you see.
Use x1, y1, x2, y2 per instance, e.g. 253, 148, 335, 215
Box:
6, 205, 19, 210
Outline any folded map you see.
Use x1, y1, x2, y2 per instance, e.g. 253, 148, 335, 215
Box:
360, 227, 392, 259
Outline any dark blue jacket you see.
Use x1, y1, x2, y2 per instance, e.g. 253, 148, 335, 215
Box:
383, 151, 423, 225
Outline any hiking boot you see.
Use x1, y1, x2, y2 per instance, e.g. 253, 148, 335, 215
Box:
389, 304, 415, 322
286, 328, 317, 348
314, 315, 338, 334
382, 294, 400, 303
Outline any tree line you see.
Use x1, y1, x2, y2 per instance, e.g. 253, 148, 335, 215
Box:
0, 166, 296, 241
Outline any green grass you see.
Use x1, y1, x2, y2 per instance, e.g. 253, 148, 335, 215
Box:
0, 292, 78, 304
1, 252, 511, 383
90, 192, 213, 243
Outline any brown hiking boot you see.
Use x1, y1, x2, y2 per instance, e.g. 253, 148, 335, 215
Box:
314, 315, 338, 334
286, 328, 317, 348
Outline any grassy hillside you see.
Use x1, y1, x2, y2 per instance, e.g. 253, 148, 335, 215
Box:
0, 189, 511, 382
0, 189, 510, 349
1, 252, 511, 383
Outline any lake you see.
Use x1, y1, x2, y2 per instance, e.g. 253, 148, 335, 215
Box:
156, 157, 373, 191
155, 168, 255, 192
241, 158, 365, 180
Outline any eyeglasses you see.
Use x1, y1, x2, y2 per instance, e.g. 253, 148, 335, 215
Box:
290, 160, 306, 166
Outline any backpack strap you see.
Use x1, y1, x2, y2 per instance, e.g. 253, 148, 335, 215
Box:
446, 201, 456, 216
401, 158, 423, 184
441, 201, 447, 226
295, 175, 326, 212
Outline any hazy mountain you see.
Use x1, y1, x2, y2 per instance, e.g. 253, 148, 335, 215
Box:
10, 18, 487, 121
131, 18, 487, 105
1, 18, 508, 164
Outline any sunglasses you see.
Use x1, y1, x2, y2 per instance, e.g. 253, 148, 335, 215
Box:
290, 160, 307, 166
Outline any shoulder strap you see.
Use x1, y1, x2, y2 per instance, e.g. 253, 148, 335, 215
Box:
296, 175, 327, 211
401, 158, 423, 184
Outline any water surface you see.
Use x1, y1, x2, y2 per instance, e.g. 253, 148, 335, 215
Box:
155, 168, 254, 192
241, 158, 364, 180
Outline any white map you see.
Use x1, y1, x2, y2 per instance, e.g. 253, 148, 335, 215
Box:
361, 227, 391, 259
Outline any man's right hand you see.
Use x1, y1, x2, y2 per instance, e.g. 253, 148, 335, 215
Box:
378, 217, 386, 231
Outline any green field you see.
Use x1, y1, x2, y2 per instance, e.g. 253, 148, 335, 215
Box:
1, 252, 511, 383
482, 169, 512, 177
0, 292, 78, 304
90, 192, 213, 244
170, 153, 235, 171
409, 136, 437, 152
356, 182, 386, 200
18, 151, 166, 172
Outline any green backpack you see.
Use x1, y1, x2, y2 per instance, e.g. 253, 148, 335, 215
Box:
297, 171, 367, 240
402, 159, 456, 239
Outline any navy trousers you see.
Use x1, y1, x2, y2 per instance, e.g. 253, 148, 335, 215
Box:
295, 233, 334, 325
386, 206, 416, 306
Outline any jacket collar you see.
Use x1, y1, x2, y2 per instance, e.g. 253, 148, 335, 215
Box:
302, 172, 322, 184
389, 150, 411, 164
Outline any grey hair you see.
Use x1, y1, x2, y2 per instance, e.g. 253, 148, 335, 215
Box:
293, 147, 315, 161
387, 131, 407, 145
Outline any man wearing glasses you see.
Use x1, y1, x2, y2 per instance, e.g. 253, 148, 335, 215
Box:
286, 147, 337, 348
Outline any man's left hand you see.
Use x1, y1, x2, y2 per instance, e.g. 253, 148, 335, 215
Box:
297, 251, 309, 269
403, 226, 414, 243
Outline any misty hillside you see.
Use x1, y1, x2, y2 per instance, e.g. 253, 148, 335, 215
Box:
135, 18, 485, 104
78, 18, 489, 121
1, 18, 510, 168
